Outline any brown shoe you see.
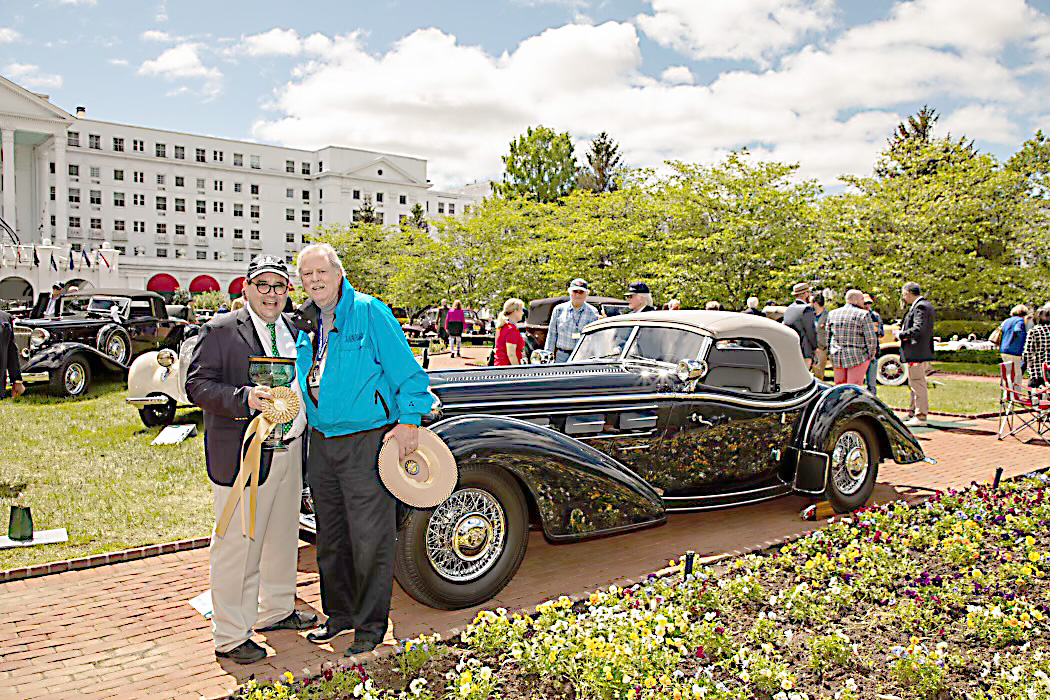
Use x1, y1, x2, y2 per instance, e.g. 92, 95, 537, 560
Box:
216, 639, 266, 665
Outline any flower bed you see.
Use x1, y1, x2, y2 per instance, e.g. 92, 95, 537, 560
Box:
235, 474, 1050, 699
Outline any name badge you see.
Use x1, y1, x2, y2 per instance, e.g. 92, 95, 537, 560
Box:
571, 332, 581, 340
308, 365, 321, 389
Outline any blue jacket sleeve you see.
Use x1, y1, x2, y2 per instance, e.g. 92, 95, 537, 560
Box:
370, 301, 431, 425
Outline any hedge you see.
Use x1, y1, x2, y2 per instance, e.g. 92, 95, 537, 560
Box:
932, 348, 1001, 365
931, 320, 999, 339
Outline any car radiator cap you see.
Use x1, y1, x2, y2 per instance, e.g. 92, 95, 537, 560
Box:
378, 427, 458, 509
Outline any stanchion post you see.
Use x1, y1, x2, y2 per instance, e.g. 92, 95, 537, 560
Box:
993, 466, 1004, 490
684, 550, 695, 576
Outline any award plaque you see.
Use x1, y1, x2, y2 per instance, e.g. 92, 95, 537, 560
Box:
248, 356, 297, 451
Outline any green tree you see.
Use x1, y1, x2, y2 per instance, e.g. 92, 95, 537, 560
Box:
408, 202, 428, 230
494, 125, 578, 203
578, 131, 623, 193
355, 194, 377, 225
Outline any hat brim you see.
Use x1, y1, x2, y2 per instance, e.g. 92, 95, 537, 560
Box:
568, 286, 588, 292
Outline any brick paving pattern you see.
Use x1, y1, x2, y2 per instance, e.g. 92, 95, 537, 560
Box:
1, 347, 1046, 699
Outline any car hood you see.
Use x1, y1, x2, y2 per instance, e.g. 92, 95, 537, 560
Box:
427, 361, 668, 408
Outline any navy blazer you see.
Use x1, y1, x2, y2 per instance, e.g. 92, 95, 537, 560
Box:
899, 297, 936, 363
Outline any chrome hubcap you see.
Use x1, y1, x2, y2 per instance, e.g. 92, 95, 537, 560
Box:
106, 336, 126, 361
426, 488, 505, 582
881, 359, 903, 379
831, 430, 868, 495
65, 363, 87, 395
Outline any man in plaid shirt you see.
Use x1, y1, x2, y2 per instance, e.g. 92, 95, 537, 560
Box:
826, 289, 879, 386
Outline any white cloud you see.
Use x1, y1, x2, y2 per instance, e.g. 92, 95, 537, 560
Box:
0, 28, 21, 43
57, 0, 97, 5
660, 65, 693, 84
636, 0, 834, 64
4, 62, 62, 88
155, 0, 168, 22
141, 30, 173, 42
138, 43, 222, 98
939, 104, 1018, 144
108, 58, 129, 66
236, 28, 303, 56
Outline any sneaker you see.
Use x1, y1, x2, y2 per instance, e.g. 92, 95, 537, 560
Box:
306, 622, 354, 644
904, 417, 927, 427
257, 610, 318, 632
344, 638, 379, 657
215, 639, 267, 665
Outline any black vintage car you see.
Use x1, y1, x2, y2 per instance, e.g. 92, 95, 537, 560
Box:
301, 310, 925, 611
13, 288, 192, 397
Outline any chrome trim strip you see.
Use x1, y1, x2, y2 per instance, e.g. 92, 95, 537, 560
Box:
793, 449, 830, 494
508, 404, 661, 418
126, 396, 170, 406
661, 484, 787, 501
801, 389, 834, 450
576, 429, 656, 441
665, 490, 790, 512
19, 372, 49, 383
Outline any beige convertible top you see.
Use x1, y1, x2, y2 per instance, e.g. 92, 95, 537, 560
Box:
585, 310, 814, 392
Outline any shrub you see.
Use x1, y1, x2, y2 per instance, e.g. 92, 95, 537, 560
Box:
932, 349, 1001, 365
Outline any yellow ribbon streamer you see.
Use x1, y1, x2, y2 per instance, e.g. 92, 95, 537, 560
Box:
215, 386, 300, 539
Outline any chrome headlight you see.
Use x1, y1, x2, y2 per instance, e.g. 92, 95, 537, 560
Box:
676, 359, 708, 383
531, 349, 554, 364
157, 348, 177, 367
30, 328, 50, 348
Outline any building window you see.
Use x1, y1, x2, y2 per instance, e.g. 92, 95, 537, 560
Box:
234, 182, 242, 193
175, 175, 184, 187
213, 251, 221, 261
318, 209, 323, 222
196, 226, 206, 237
376, 192, 384, 203
285, 208, 294, 221
213, 150, 223, 162
250, 155, 260, 169
133, 220, 145, 233
318, 161, 323, 172
175, 198, 185, 212
68, 188, 80, 203
133, 193, 145, 206
302, 233, 310, 243
157, 248, 168, 257
285, 160, 295, 173
234, 252, 244, 262
69, 216, 81, 228
114, 169, 124, 181
156, 174, 165, 185
377, 213, 384, 225
302, 190, 310, 201
302, 162, 310, 175
90, 217, 102, 230
133, 171, 144, 183
250, 229, 260, 240
113, 137, 124, 152
234, 228, 244, 239
449, 204, 455, 215
353, 189, 360, 200
399, 194, 407, 205
233, 203, 243, 217
69, 164, 79, 177
196, 200, 206, 214
50, 186, 55, 201
213, 227, 224, 238
437, 202, 445, 214
250, 205, 260, 219
197, 250, 207, 260
89, 134, 101, 150
286, 233, 295, 243
87, 166, 99, 179
301, 210, 310, 224
113, 192, 125, 207
175, 145, 185, 160
214, 180, 223, 191
213, 201, 224, 213
67, 132, 80, 147
318, 189, 323, 200
115, 245, 126, 255
114, 220, 125, 231
156, 223, 166, 234
71, 243, 81, 252
155, 143, 166, 158
250, 184, 259, 195
196, 177, 205, 189
196, 148, 206, 163
233, 153, 243, 167
156, 196, 167, 211
89, 190, 101, 205
286, 188, 294, 198
133, 139, 144, 152
50, 162, 55, 174
175, 224, 185, 236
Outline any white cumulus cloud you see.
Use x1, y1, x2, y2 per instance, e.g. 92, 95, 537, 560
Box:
141, 30, 173, 42
236, 28, 304, 56
4, 62, 62, 88
0, 28, 21, 43
138, 43, 222, 98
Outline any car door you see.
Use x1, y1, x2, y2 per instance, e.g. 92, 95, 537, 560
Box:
126, 298, 161, 354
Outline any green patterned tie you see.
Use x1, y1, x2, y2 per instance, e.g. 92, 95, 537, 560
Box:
267, 322, 293, 432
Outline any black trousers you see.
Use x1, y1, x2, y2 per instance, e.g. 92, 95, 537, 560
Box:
308, 424, 396, 643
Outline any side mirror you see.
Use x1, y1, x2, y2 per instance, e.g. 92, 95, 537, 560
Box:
531, 349, 554, 365
676, 359, 708, 383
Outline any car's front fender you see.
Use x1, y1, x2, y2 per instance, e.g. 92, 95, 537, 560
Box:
428, 414, 665, 541
20, 342, 125, 374
126, 350, 190, 406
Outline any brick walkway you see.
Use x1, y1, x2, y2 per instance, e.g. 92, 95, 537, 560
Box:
2, 351, 1047, 699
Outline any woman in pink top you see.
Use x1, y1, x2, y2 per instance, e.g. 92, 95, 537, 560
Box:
493, 298, 525, 365
444, 300, 466, 357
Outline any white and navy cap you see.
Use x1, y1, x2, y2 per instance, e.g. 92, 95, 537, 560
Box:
246, 254, 290, 282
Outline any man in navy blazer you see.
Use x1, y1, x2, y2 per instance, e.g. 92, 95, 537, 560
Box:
894, 281, 936, 427
0, 309, 25, 399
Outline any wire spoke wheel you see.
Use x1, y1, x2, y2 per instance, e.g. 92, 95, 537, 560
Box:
425, 488, 506, 582
831, 429, 869, 496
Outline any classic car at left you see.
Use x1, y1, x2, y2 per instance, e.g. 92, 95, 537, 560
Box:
13, 288, 193, 397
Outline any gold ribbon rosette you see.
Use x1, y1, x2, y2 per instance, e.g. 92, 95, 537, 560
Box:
215, 386, 300, 539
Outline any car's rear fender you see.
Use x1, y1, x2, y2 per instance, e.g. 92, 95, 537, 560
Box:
797, 384, 924, 464
428, 414, 665, 541
126, 350, 190, 405
20, 342, 126, 375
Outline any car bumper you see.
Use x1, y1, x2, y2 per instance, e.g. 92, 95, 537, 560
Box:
126, 396, 171, 406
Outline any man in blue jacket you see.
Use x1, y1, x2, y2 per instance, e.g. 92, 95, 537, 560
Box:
294, 243, 432, 656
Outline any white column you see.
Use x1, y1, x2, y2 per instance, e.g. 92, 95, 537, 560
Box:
1, 129, 15, 233
53, 134, 67, 244
36, 142, 49, 244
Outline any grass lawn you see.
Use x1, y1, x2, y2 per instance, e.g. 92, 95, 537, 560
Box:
931, 361, 1000, 377
874, 378, 1000, 415
0, 380, 212, 570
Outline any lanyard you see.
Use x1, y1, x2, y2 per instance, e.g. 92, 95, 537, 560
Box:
570, 306, 586, 332
316, 324, 328, 363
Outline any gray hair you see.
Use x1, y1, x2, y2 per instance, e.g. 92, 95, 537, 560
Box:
845, 289, 865, 305
902, 281, 921, 296
297, 243, 345, 277
746, 296, 759, 309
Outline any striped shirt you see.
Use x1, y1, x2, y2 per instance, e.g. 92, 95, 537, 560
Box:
827, 303, 878, 369
1023, 324, 1050, 383
545, 301, 599, 353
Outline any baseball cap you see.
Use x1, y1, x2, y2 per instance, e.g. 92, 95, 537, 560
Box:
52, 281, 64, 290
246, 254, 290, 282
568, 278, 589, 292
626, 281, 650, 296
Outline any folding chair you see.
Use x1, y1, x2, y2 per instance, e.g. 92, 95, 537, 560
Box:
998, 361, 1050, 442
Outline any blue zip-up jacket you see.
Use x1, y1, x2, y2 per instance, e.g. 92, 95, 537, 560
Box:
1000, 315, 1027, 356
295, 278, 432, 437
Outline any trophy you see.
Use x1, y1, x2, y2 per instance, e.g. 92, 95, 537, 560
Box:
248, 356, 297, 451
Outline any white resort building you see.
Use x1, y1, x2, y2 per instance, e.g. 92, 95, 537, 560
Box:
0, 74, 483, 303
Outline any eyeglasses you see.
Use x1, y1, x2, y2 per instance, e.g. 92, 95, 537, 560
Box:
252, 281, 288, 295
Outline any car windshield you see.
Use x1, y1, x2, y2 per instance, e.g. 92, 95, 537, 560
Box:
60, 295, 128, 318
624, 327, 707, 365
572, 326, 634, 361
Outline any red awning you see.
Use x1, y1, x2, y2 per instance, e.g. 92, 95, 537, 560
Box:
228, 276, 245, 295
189, 275, 220, 293
147, 273, 179, 293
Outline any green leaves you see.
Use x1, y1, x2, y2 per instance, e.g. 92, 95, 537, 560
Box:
494, 125, 578, 203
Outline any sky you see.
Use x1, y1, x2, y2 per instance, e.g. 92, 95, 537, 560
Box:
2, 0, 1049, 191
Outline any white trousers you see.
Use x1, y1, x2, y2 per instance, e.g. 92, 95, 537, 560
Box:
209, 438, 303, 652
